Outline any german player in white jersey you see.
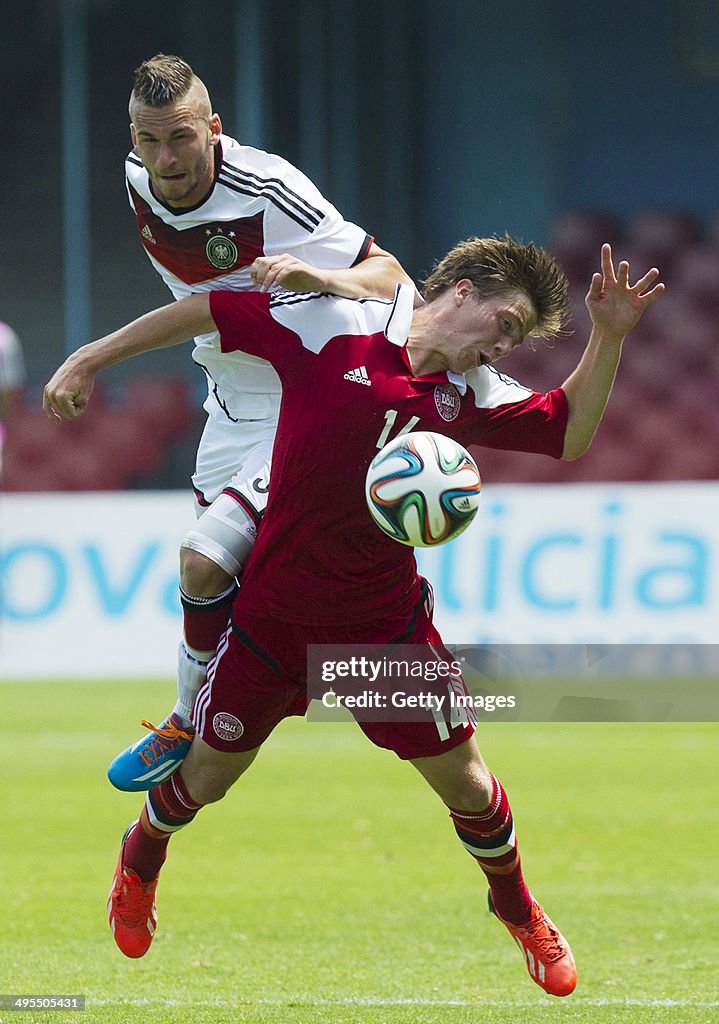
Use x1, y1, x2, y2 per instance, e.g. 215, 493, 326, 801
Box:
45, 235, 663, 996
45, 54, 411, 788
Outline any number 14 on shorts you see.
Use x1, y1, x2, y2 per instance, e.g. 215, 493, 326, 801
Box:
429, 678, 476, 740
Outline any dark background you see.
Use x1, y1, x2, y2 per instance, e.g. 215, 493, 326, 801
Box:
2, 0, 717, 486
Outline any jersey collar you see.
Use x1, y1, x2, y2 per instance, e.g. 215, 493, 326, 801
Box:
446, 369, 468, 395
385, 284, 468, 395
384, 283, 420, 347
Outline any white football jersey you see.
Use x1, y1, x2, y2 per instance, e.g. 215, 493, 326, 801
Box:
126, 135, 372, 421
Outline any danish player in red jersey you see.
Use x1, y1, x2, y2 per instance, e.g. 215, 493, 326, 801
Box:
44, 53, 411, 790
44, 236, 663, 996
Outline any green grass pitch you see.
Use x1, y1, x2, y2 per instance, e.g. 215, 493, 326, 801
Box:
1, 679, 717, 1024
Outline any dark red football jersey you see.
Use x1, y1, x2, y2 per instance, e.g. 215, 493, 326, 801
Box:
210, 286, 568, 627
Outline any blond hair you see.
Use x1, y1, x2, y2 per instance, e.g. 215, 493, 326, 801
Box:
423, 235, 569, 338
129, 53, 211, 119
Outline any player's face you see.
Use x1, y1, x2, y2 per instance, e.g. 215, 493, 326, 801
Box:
445, 288, 536, 375
131, 101, 221, 208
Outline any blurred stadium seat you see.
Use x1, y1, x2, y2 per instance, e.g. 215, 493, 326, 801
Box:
673, 245, 719, 313
120, 374, 197, 442
492, 208, 719, 483
624, 210, 702, 274
2, 375, 202, 492
3, 211, 717, 491
548, 210, 622, 284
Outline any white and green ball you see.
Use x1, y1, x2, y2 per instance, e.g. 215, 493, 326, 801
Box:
365, 431, 481, 547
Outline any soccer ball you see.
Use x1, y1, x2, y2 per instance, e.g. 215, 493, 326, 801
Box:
365, 431, 481, 547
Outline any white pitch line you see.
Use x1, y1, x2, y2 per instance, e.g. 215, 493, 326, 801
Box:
88, 996, 719, 1009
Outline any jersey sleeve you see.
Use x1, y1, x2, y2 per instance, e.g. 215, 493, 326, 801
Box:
256, 153, 373, 268
469, 388, 568, 458
209, 291, 303, 378
265, 204, 373, 269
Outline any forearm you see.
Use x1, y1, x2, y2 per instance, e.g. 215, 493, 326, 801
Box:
560, 327, 624, 460
318, 252, 413, 300
560, 244, 664, 459
73, 295, 213, 373
43, 294, 214, 420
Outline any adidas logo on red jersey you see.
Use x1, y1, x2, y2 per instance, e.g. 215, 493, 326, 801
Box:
344, 365, 372, 386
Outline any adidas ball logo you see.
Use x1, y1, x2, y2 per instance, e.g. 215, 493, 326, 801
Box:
344, 365, 372, 386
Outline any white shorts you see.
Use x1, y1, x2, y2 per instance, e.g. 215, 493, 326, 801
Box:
191, 414, 277, 518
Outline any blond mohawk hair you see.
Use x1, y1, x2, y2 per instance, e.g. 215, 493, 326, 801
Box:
130, 53, 195, 108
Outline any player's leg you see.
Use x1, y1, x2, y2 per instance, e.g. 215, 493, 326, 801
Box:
108, 739, 260, 959
107, 418, 274, 791
175, 417, 274, 718
347, 586, 576, 997
108, 621, 305, 958
105, 493, 255, 792
174, 486, 260, 717
410, 736, 533, 923
410, 736, 576, 997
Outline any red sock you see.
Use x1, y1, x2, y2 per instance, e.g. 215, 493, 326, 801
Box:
180, 581, 237, 653
123, 771, 203, 882
449, 775, 532, 925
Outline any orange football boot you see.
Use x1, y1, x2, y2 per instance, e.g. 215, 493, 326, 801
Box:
107, 822, 159, 958
489, 892, 577, 997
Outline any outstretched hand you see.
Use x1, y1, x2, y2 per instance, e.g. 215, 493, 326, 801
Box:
585, 243, 664, 338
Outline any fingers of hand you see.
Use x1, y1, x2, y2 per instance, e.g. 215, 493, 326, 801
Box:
616, 260, 630, 287
42, 387, 59, 420
586, 272, 603, 299
600, 242, 617, 284
42, 388, 84, 420
255, 255, 295, 292
597, 244, 663, 304
42, 396, 61, 422
66, 396, 86, 417
258, 269, 277, 293
250, 260, 265, 286
632, 267, 661, 294
639, 281, 665, 306
251, 255, 282, 285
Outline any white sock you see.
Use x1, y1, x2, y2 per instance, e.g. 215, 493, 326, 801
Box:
173, 641, 213, 724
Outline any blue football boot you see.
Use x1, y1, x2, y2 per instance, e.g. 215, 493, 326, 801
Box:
108, 715, 195, 791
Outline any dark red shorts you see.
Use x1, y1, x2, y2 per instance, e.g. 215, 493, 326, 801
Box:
192, 581, 476, 760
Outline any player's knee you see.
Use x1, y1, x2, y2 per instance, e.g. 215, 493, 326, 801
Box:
182, 493, 258, 582
414, 743, 495, 811
179, 545, 233, 597
454, 765, 495, 812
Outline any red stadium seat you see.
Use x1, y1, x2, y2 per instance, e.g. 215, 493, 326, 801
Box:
703, 210, 719, 251
2, 383, 176, 491
673, 245, 719, 313
10, 210, 715, 492
82, 411, 165, 478
548, 210, 621, 284
120, 374, 199, 442
50, 444, 126, 491
624, 210, 701, 273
